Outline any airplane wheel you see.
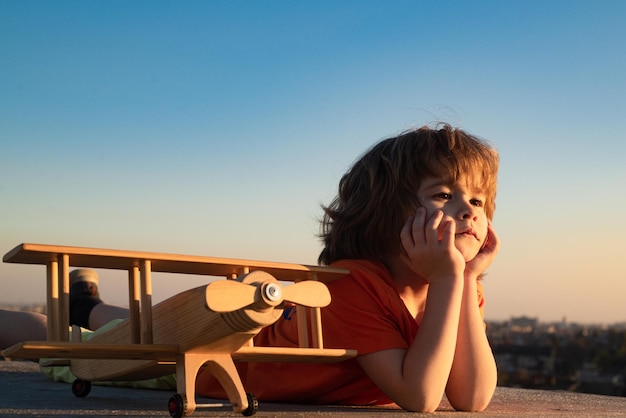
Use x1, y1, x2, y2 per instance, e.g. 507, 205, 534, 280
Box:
71, 378, 91, 398
242, 392, 258, 416
168, 393, 186, 418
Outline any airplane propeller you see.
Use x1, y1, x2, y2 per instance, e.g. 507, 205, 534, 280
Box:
205, 271, 331, 313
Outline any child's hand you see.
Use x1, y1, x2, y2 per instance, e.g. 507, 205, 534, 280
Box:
400, 207, 466, 283
464, 221, 500, 279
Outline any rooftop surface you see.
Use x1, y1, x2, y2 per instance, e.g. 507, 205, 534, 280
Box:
2, 360, 626, 417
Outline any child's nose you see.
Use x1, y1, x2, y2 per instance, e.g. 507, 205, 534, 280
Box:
458, 202, 478, 220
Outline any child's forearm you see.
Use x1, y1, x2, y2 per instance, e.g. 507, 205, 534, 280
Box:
400, 275, 464, 412
445, 277, 497, 411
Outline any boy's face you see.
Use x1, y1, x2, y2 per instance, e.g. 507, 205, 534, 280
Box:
416, 176, 489, 262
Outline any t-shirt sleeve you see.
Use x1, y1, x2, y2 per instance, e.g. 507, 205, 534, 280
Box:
321, 270, 414, 356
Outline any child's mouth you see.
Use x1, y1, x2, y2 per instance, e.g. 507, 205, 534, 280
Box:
456, 230, 478, 240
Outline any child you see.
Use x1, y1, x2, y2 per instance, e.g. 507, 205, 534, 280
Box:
1, 123, 499, 413
195, 123, 500, 412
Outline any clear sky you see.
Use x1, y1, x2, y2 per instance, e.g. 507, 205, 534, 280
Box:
1, 1, 625, 324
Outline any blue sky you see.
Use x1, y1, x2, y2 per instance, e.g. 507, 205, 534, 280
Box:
1, 1, 625, 323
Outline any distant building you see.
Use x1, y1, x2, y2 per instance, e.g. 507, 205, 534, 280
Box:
510, 316, 538, 334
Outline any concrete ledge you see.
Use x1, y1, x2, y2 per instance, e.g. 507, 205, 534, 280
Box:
2, 360, 626, 417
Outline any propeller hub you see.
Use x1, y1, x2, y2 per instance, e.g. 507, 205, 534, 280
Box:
263, 282, 282, 303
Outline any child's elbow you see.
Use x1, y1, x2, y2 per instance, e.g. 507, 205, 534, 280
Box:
404, 393, 492, 413
450, 398, 490, 412
403, 403, 439, 414
446, 371, 497, 411
398, 395, 442, 413
447, 390, 494, 412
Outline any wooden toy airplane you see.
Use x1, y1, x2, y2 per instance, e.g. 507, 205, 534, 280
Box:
2, 243, 357, 417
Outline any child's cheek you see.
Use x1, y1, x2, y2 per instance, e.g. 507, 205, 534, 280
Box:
420, 202, 440, 219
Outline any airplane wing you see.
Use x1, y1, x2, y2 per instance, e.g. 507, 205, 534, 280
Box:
4, 341, 356, 364
3, 341, 179, 361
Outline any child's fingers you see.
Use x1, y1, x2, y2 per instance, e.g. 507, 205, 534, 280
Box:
440, 215, 456, 247
400, 215, 416, 252
425, 210, 443, 244
411, 207, 428, 246
483, 222, 500, 253
467, 223, 500, 277
401, 208, 428, 253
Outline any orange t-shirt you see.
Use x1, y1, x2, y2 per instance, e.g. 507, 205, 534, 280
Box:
196, 259, 485, 405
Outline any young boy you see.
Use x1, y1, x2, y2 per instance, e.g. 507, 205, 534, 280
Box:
1, 123, 499, 413
196, 123, 500, 412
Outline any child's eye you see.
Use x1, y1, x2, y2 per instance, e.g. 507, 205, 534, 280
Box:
434, 192, 452, 200
470, 198, 483, 207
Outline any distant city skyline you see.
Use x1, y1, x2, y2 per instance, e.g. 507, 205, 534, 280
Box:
2, 1, 626, 324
